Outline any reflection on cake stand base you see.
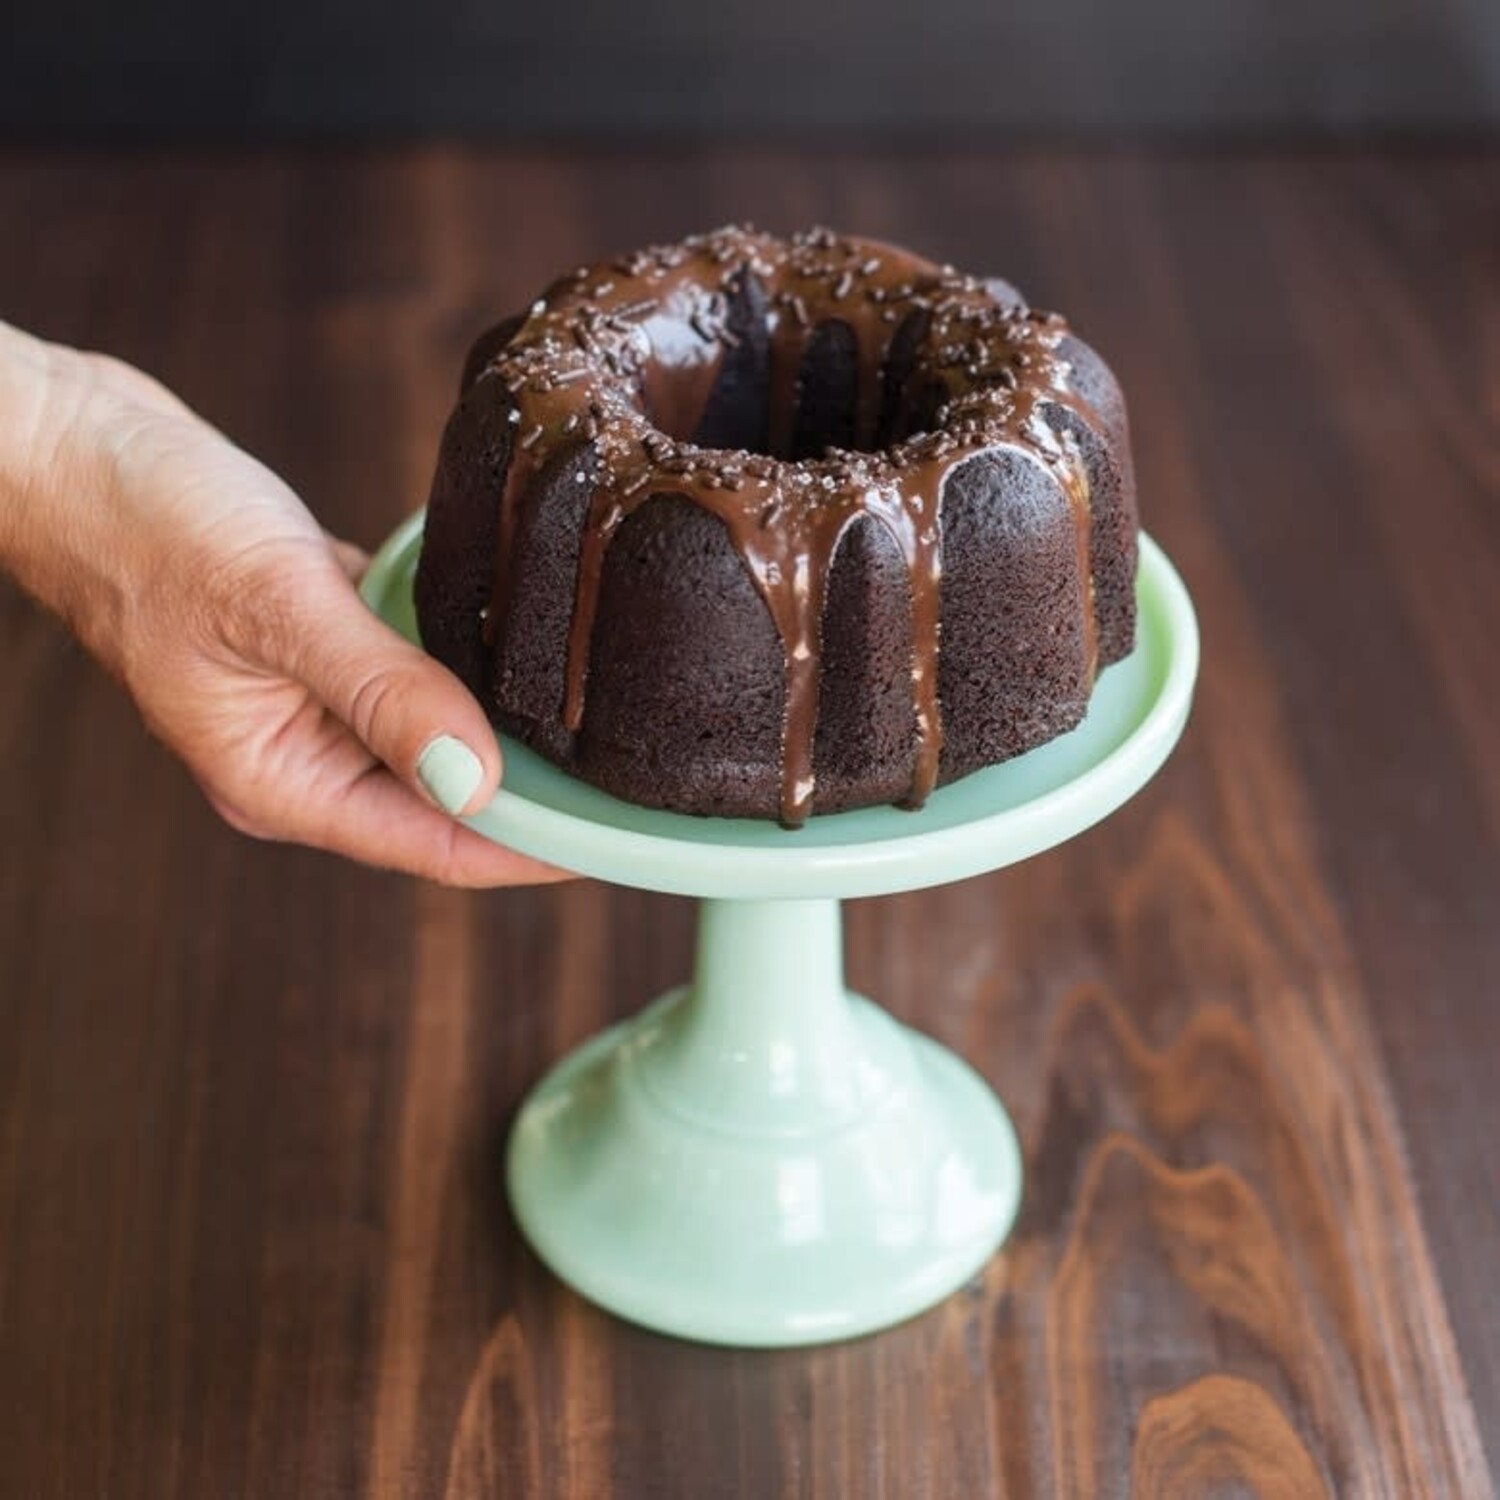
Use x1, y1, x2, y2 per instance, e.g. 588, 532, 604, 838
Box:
360, 515, 1198, 1348
508, 897, 1020, 1346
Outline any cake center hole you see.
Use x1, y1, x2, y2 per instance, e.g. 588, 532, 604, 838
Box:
643, 299, 933, 461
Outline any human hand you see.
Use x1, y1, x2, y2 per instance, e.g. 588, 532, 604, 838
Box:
0, 322, 569, 887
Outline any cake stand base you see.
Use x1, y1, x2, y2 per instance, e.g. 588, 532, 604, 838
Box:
507, 898, 1020, 1346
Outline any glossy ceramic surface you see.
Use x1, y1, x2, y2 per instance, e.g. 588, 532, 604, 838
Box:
508, 898, 1022, 1345
361, 513, 1198, 1345
363, 513, 1198, 901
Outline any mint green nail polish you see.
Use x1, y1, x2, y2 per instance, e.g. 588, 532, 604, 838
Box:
417, 735, 483, 815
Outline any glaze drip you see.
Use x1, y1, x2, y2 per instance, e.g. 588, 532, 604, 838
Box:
478, 226, 1102, 826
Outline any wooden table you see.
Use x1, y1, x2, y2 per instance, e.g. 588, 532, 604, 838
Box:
1, 147, 1496, 1498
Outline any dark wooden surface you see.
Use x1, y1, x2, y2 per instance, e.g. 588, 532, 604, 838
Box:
1, 147, 1497, 1498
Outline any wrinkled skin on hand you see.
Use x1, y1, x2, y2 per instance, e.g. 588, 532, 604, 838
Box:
0, 324, 568, 887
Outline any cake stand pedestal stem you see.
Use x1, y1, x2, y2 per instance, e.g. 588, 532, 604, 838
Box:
647, 898, 861, 1133
505, 892, 1023, 1345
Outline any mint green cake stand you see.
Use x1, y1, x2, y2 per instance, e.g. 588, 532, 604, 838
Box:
362, 514, 1198, 1346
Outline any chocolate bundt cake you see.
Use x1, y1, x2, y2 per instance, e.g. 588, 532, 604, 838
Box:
416, 226, 1137, 826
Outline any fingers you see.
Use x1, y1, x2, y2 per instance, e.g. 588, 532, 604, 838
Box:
262, 564, 505, 818
306, 765, 572, 886
208, 755, 572, 887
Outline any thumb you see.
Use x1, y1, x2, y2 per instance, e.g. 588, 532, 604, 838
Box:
292, 581, 503, 817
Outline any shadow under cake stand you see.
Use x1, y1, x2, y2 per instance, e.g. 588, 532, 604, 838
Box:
362, 514, 1198, 1347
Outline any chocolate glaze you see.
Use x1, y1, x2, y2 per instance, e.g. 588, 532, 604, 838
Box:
473, 226, 1104, 827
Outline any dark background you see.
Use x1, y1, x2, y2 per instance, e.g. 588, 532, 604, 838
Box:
4, 0, 1499, 138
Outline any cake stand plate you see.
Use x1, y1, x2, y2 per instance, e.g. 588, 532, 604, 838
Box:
362, 514, 1198, 1346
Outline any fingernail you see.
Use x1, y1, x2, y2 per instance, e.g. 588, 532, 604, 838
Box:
416, 735, 484, 815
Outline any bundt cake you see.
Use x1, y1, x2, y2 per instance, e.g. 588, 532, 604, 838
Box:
415, 226, 1138, 826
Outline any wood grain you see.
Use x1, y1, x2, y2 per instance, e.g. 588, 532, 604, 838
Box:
0, 147, 1497, 1498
